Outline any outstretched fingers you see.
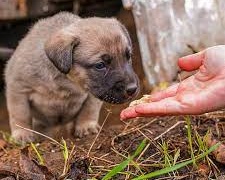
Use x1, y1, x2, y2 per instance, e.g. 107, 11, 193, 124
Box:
120, 106, 143, 120
134, 97, 183, 116
120, 97, 184, 120
178, 51, 205, 71
150, 83, 179, 102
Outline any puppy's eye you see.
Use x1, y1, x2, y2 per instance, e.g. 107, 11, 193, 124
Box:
95, 62, 106, 70
125, 49, 131, 60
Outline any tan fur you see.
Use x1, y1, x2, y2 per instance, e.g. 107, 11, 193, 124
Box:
4, 12, 139, 143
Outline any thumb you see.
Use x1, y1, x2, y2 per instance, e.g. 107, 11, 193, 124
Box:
178, 51, 204, 71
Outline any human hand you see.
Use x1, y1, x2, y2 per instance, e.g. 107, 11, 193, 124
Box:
120, 45, 225, 120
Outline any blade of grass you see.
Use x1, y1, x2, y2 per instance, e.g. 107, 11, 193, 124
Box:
61, 138, 69, 176
0, 130, 20, 145
62, 138, 69, 161
161, 141, 172, 168
130, 160, 144, 176
102, 157, 131, 180
31, 142, 44, 165
173, 149, 180, 166
131, 143, 220, 180
102, 138, 147, 180
195, 130, 205, 153
159, 140, 177, 176
185, 116, 196, 167
132, 139, 147, 158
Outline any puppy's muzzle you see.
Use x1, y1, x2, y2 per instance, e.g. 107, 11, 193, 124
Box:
125, 83, 138, 97
105, 76, 139, 104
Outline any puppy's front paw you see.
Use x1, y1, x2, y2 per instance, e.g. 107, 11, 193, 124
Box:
12, 129, 36, 144
74, 122, 100, 138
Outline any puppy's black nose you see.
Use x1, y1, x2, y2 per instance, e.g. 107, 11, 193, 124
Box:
126, 83, 137, 96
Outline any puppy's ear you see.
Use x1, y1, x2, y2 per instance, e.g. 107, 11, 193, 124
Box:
45, 28, 80, 74
118, 22, 132, 48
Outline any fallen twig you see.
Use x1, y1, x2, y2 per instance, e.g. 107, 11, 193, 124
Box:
87, 109, 112, 157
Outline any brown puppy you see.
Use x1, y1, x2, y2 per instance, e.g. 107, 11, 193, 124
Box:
4, 12, 139, 143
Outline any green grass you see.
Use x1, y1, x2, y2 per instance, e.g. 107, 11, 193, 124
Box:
61, 138, 69, 176
131, 143, 219, 180
102, 138, 147, 180
15, 124, 77, 177
0, 130, 20, 146
160, 141, 173, 168
185, 116, 196, 167
31, 142, 44, 165
16, 116, 221, 179
59, 138, 76, 178
101, 116, 220, 180
173, 148, 180, 166
158, 140, 181, 176
101, 138, 219, 180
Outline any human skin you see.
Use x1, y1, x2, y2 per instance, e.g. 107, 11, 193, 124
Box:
120, 45, 225, 120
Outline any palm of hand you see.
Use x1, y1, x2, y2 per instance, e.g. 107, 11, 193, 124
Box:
120, 45, 225, 120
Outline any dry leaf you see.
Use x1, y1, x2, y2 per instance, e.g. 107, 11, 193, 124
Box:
205, 133, 225, 164
19, 147, 55, 180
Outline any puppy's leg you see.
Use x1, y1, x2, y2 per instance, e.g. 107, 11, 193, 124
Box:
32, 118, 49, 140
74, 94, 103, 138
6, 90, 35, 143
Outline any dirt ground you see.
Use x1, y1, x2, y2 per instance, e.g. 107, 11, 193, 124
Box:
0, 9, 225, 180
0, 112, 225, 180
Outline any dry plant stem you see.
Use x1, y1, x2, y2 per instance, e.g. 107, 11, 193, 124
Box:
117, 119, 155, 141
138, 163, 161, 167
125, 164, 130, 180
156, 175, 189, 180
91, 153, 114, 164
154, 121, 185, 141
0, 146, 7, 154
136, 143, 150, 162
68, 144, 76, 161
145, 129, 153, 135
87, 109, 111, 157
121, 118, 158, 136
207, 157, 220, 173
91, 171, 102, 179
16, 124, 63, 147
202, 110, 225, 119
61, 143, 76, 176
121, 120, 159, 149
215, 122, 220, 137
99, 152, 111, 159
90, 156, 114, 164
111, 147, 128, 159
136, 129, 151, 141
123, 120, 133, 132
91, 165, 106, 169
148, 152, 161, 159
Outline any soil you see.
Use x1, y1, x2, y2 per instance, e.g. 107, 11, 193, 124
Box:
0, 113, 225, 180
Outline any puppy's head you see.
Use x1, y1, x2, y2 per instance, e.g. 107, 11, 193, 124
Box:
45, 17, 139, 104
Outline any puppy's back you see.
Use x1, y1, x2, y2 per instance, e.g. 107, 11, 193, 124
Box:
5, 12, 79, 84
